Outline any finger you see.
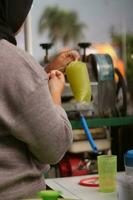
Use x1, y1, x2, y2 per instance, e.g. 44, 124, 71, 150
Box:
69, 50, 80, 60
60, 47, 71, 53
60, 49, 80, 58
47, 72, 51, 78
64, 52, 80, 62
55, 71, 64, 79
55, 70, 62, 76
49, 70, 56, 78
50, 70, 63, 79
55, 70, 65, 81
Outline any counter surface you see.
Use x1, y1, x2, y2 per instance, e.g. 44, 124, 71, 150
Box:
46, 174, 118, 200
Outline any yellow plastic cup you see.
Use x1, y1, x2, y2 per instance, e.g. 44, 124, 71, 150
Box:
97, 155, 117, 192
65, 61, 91, 103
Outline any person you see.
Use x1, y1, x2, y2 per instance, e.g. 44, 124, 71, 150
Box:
0, 0, 79, 199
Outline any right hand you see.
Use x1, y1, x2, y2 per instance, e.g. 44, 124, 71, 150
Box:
45, 49, 80, 73
48, 70, 65, 105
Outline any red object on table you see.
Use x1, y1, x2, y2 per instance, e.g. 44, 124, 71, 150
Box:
79, 176, 99, 187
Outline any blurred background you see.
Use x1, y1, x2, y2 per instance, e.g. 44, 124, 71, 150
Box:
21, 0, 133, 94
17, 0, 133, 84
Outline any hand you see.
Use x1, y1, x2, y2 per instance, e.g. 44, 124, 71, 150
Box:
45, 48, 80, 73
48, 70, 65, 105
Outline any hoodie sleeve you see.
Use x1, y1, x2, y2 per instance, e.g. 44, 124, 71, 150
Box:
12, 80, 73, 164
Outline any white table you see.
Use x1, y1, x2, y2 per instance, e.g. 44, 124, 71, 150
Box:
46, 175, 118, 200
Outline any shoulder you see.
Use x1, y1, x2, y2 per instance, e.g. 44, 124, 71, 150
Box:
0, 39, 48, 99
0, 39, 47, 80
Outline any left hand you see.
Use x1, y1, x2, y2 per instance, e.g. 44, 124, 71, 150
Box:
45, 48, 80, 73
48, 70, 65, 105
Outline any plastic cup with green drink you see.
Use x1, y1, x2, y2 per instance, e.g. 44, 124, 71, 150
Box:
98, 155, 117, 192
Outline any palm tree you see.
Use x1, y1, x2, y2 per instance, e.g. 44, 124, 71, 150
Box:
38, 5, 86, 45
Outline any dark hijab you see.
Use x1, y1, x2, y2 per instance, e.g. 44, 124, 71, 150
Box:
0, 0, 33, 45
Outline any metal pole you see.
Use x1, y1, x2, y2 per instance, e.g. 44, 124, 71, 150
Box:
122, 15, 127, 71
24, 12, 33, 55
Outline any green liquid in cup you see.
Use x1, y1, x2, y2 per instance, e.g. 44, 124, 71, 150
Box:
98, 155, 117, 192
66, 61, 91, 103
